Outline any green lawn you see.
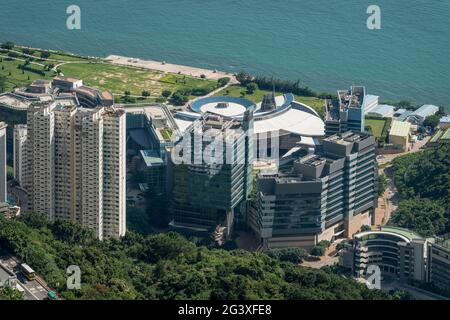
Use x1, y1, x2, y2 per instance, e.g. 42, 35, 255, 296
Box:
215, 85, 325, 118
159, 128, 173, 141
0, 57, 55, 92
365, 118, 387, 138
59, 62, 217, 97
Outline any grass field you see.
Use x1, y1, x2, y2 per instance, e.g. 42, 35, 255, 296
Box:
365, 118, 387, 138
215, 85, 325, 118
0, 57, 55, 92
0, 44, 219, 103
59, 62, 217, 98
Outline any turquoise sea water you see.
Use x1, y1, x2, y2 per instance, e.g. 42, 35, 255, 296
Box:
0, 0, 449, 110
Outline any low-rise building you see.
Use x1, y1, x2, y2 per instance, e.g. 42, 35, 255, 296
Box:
407, 104, 439, 125
363, 95, 379, 114
428, 127, 450, 147
367, 104, 395, 118
26, 79, 52, 94
389, 120, 411, 151
52, 76, 83, 90
439, 116, 450, 129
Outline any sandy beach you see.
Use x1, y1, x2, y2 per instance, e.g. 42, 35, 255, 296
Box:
105, 55, 237, 83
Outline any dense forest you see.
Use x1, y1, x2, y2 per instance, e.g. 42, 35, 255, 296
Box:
390, 144, 450, 236
0, 214, 392, 300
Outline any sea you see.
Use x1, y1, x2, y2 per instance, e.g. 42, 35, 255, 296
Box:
1, 0, 449, 111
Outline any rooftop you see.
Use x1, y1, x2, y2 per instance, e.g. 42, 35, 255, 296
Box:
412, 104, 439, 118
440, 116, 450, 123
390, 120, 411, 138
324, 131, 370, 145
140, 150, 165, 167
54, 76, 81, 83
368, 104, 394, 117
356, 226, 423, 242
338, 86, 365, 111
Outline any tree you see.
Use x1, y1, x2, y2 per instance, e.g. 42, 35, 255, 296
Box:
217, 77, 230, 87
1, 42, 14, 50
236, 71, 252, 85
0, 213, 392, 300
311, 245, 326, 257
22, 48, 35, 56
7, 51, 19, 59
0, 75, 6, 92
423, 114, 440, 128
310, 240, 330, 256
171, 91, 189, 106
141, 90, 151, 97
395, 100, 415, 110
268, 248, 308, 264
161, 90, 172, 98
389, 198, 447, 236
246, 82, 258, 94
0, 287, 23, 300
378, 174, 388, 196
40, 51, 51, 59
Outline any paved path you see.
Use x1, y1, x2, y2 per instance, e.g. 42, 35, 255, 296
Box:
106, 54, 237, 82
375, 136, 431, 225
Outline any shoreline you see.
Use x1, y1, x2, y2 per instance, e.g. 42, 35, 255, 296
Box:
105, 54, 238, 83
6, 43, 448, 111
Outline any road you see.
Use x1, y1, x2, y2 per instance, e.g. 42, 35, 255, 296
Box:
375, 136, 431, 225
0, 252, 50, 300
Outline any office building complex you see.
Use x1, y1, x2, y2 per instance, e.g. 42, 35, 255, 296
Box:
13, 124, 27, 187
0, 122, 7, 203
325, 86, 366, 136
250, 131, 378, 250
24, 101, 126, 239
171, 111, 253, 239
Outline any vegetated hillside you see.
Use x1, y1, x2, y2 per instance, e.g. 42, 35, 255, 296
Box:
390, 144, 450, 236
0, 214, 390, 300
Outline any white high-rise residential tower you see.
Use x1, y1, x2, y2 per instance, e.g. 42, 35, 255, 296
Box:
24, 102, 126, 239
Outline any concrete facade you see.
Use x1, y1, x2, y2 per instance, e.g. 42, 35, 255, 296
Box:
24, 102, 126, 239
13, 124, 27, 187
251, 131, 378, 250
